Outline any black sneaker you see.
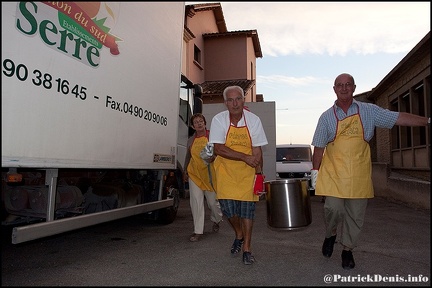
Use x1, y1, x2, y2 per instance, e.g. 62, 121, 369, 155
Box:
341, 250, 355, 270
243, 251, 255, 265
322, 235, 337, 258
230, 238, 244, 256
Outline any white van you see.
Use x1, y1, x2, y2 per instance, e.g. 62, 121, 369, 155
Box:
276, 144, 314, 193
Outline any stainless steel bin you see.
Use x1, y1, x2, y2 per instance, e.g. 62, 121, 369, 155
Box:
264, 179, 312, 230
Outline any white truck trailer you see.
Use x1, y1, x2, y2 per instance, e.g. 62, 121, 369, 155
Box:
1, 2, 202, 244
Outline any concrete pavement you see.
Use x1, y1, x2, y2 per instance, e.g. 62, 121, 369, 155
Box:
1, 194, 430, 286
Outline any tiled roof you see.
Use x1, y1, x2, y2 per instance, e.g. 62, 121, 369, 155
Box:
200, 79, 256, 96
185, 2, 227, 33
367, 31, 430, 101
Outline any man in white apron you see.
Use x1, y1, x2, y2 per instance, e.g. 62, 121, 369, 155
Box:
311, 73, 429, 270
209, 85, 268, 265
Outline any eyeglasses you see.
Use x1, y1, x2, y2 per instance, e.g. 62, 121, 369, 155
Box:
226, 96, 244, 103
335, 82, 354, 89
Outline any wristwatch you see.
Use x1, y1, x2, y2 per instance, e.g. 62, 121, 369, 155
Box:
428, 117, 431, 125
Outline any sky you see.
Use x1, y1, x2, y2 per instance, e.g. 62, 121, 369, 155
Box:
188, 2, 430, 145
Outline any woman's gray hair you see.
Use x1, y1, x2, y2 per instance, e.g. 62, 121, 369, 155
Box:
223, 85, 244, 101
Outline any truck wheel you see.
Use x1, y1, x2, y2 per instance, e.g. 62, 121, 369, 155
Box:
155, 186, 179, 224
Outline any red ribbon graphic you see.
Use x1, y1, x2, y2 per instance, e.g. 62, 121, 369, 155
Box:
42, 1, 120, 55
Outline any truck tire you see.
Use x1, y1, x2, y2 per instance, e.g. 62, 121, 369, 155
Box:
155, 170, 181, 224
155, 186, 180, 224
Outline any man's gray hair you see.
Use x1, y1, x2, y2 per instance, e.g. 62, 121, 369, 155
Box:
223, 85, 245, 101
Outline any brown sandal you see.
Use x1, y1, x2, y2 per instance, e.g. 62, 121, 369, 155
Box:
189, 233, 202, 242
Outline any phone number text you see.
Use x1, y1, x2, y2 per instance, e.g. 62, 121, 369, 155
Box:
2, 58, 168, 126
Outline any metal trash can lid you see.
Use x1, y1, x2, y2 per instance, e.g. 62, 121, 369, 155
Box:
265, 179, 308, 185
